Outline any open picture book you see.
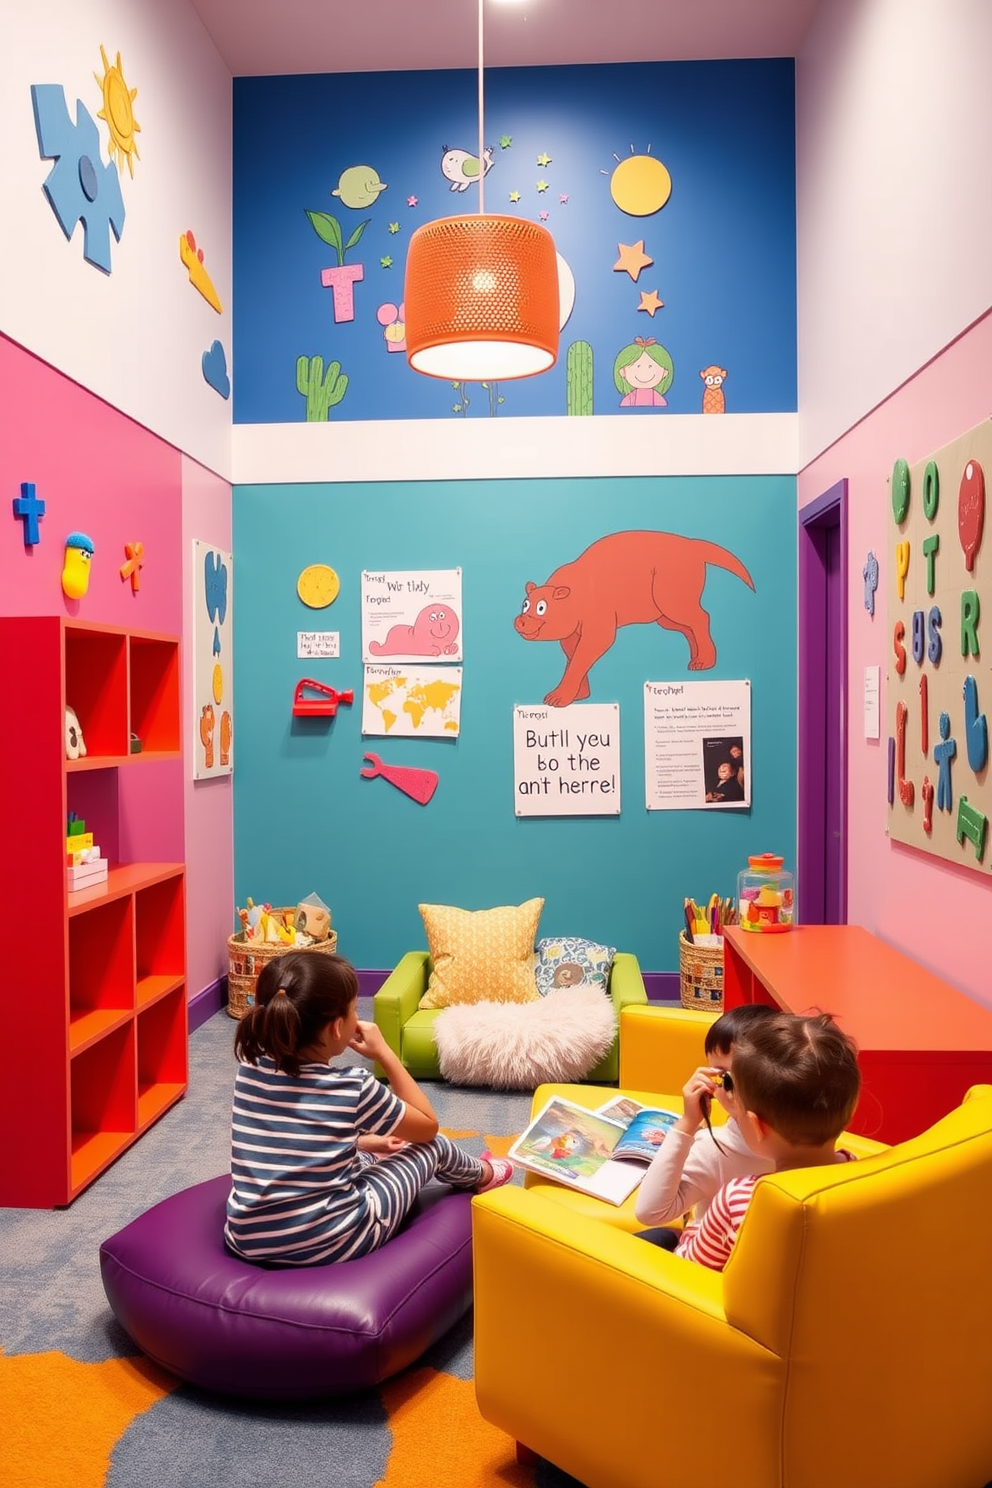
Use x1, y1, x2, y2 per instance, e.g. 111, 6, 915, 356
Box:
508, 1094, 680, 1205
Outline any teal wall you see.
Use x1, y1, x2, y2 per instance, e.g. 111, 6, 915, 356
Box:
233, 475, 796, 971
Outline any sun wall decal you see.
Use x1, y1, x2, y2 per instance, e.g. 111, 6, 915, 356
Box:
95, 45, 141, 177
602, 144, 671, 216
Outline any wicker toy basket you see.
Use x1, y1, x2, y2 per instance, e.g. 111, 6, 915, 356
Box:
227, 915, 339, 1019
678, 930, 724, 1012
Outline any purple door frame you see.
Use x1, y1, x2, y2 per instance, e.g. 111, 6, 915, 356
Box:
798, 479, 848, 924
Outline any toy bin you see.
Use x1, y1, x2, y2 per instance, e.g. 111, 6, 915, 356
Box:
737, 853, 795, 933
678, 931, 724, 1011
227, 917, 339, 1018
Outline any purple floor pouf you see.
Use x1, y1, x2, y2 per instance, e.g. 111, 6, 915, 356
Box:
99, 1174, 474, 1399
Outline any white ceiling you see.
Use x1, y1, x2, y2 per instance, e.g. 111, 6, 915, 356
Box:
189, 0, 820, 76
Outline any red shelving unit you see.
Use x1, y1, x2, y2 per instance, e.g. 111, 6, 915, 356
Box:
0, 617, 188, 1207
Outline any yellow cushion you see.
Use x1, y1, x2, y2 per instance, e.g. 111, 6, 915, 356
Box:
418, 899, 544, 1009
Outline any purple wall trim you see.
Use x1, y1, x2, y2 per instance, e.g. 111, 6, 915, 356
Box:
188, 977, 228, 1032
798, 479, 849, 925
357, 968, 680, 1002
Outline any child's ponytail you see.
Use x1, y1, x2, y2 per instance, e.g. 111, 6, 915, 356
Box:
232, 951, 359, 1076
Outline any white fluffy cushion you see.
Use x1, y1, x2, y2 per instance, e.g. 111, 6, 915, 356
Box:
432, 985, 616, 1090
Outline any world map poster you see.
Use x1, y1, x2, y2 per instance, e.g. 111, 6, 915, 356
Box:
362, 664, 462, 738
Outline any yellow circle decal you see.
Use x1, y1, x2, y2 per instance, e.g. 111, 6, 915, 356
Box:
297, 564, 340, 609
610, 155, 671, 217
212, 664, 224, 704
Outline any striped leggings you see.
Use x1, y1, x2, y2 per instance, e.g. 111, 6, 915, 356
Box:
349, 1134, 484, 1259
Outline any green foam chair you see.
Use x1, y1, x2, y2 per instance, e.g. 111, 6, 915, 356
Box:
372, 950, 648, 1083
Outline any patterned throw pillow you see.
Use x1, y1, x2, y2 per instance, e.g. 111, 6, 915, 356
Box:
418, 899, 545, 1010
533, 937, 617, 997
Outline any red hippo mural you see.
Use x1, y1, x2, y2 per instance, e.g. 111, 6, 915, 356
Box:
514, 530, 754, 707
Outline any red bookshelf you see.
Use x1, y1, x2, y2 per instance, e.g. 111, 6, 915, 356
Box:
0, 617, 188, 1207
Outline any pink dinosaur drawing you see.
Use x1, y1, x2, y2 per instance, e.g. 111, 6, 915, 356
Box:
369, 603, 460, 657
514, 530, 754, 707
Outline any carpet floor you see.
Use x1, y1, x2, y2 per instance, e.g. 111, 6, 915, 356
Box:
0, 1004, 586, 1488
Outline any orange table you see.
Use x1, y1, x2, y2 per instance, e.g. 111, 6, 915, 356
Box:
722, 925, 992, 1143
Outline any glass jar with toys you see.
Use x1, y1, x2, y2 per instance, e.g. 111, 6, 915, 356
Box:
737, 853, 795, 933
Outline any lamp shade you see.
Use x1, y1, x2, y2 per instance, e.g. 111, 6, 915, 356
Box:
404, 215, 559, 381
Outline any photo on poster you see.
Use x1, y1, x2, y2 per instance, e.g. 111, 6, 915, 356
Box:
644, 679, 750, 810
361, 569, 462, 663
703, 735, 746, 804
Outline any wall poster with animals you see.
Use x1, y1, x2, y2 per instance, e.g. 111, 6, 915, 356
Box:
193, 540, 233, 779
361, 568, 462, 661
886, 416, 988, 874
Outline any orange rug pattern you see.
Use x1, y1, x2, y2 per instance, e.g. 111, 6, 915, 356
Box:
0, 1348, 176, 1488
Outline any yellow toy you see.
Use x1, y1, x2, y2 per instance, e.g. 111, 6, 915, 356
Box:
62, 533, 94, 599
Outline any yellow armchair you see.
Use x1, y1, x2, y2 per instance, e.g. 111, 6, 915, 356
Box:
473, 1085, 992, 1488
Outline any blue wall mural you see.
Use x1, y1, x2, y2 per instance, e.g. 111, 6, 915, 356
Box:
233, 59, 796, 423
232, 475, 797, 972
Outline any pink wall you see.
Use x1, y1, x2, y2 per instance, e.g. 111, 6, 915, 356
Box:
798, 309, 992, 1010
181, 453, 235, 999
2, 336, 182, 630
1, 334, 233, 1004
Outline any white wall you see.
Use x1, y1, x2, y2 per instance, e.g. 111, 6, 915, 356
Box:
795, 0, 992, 468
0, 0, 232, 478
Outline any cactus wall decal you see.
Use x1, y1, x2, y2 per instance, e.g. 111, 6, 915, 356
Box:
296, 355, 349, 420
566, 340, 594, 416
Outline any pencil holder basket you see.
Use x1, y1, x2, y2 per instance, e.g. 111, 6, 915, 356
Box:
678, 931, 724, 1011
227, 915, 339, 1019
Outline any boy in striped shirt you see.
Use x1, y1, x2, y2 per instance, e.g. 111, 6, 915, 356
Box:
675, 1012, 861, 1272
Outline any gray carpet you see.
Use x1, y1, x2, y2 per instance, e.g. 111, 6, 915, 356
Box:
0, 1003, 585, 1488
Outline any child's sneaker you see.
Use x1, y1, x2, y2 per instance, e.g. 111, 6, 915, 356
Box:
476, 1152, 514, 1193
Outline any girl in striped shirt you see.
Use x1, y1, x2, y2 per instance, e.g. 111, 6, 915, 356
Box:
675, 1012, 861, 1271
225, 951, 513, 1266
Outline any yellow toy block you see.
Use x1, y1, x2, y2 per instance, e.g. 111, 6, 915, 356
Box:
66, 833, 94, 853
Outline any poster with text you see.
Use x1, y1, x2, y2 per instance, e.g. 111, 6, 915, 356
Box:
644, 680, 751, 810
513, 703, 621, 817
192, 540, 233, 779
362, 664, 462, 738
361, 569, 463, 663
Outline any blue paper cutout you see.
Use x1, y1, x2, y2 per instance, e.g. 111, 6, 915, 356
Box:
213, 625, 222, 657
13, 481, 46, 546
862, 550, 879, 616
30, 84, 125, 273
202, 340, 230, 398
203, 550, 228, 625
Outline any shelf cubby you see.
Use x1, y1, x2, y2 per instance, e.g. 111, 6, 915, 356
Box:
65, 626, 129, 761
70, 1022, 137, 1195
129, 635, 181, 755
68, 896, 134, 1051
137, 988, 188, 1129
135, 871, 185, 1008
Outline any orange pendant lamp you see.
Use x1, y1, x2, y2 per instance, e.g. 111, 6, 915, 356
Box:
404, 0, 559, 382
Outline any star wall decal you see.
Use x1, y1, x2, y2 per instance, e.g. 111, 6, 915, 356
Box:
613, 240, 653, 281
407, 195, 418, 207
637, 288, 664, 316
380, 255, 393, 268
536, 179, 549, 193
536, 151, 552, 167
388, 222, 400, 234
499, 135, 512, 149
508, 190, 521, 203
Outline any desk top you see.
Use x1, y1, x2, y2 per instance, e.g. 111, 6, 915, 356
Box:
722, 925, 992, 1051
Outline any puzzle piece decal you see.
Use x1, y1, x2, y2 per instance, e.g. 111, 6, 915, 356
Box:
30, 84, 125, 273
